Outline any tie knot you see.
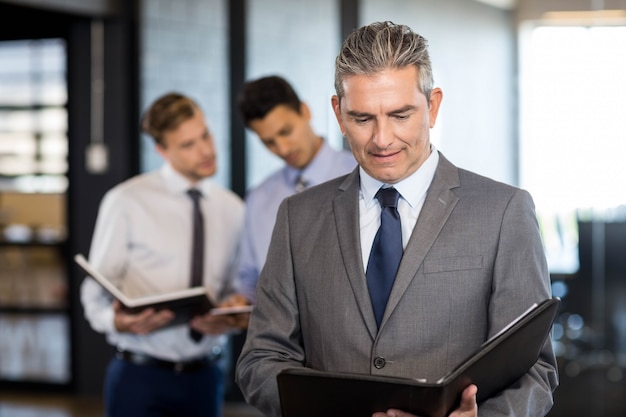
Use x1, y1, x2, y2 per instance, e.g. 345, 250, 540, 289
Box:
376, 187, 400, 209
187, 188, 202, 202
295, 175, 309, 193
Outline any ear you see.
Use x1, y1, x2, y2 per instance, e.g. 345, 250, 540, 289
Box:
331, 95, 345, 134
428, 87, 443, 128
300, 102, 312, 121
155, 143, 167, 159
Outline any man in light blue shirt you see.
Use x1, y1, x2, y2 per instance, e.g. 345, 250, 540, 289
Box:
237, 76, 356, 302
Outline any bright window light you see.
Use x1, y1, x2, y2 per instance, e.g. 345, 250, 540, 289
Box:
520, 25, 626, 273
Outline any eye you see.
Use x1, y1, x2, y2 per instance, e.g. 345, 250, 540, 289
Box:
278, 126, 293, 137
394, 114, 410, 121
354, 117, 370, 125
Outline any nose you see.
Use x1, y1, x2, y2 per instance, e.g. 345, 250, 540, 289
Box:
372, 120, 393, 149
200, 138, 215, 157
274, 136, 291, 157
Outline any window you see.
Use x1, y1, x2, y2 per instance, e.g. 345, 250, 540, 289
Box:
0, 38, 68, 185
519, 25, 626, 274
0, 38, 69, 385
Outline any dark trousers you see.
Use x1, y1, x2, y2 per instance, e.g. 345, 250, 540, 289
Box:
104, 355, 225, 417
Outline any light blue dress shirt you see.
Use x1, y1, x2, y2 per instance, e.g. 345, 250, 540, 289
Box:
239, 141, 356, 302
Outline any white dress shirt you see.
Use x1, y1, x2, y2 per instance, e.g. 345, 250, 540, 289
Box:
80, 163, 245, 361
359, 148, 439, 271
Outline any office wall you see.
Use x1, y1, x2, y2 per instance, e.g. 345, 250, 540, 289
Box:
517, 0, 626, 22
139, 0, 231, 187
245, 0, 341, 188
137, 0, 516, 188
243, 1, 517, 188
362, 0, 516, 185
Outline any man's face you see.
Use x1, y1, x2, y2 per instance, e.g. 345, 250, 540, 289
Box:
156, 109, 217, 183
249, 103, 321, 169
332, 66, 442, 184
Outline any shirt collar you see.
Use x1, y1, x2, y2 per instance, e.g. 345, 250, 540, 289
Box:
160, 162, 213, 197
360, 145, 439, 208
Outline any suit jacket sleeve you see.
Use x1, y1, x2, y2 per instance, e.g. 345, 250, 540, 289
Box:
478, 187, 558, 416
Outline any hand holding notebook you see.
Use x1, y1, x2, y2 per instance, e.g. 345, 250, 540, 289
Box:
277, 297, 560, 417
75, 253, 252, 328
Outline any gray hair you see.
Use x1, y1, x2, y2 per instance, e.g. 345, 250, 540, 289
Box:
334, 21, 434, 101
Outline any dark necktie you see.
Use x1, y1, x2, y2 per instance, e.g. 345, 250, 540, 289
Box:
366, 187, 403, 328
295, 174, 309, 193
187, 188, 204, 342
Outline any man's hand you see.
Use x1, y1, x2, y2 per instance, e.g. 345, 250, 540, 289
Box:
112, 300, 175, 334
218, 293, 252, 329
450, 384, 478, 417
371, 384, 478, 417
190, 293, 252, 335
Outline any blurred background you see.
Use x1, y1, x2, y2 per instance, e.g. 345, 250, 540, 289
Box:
0, 0, 626, 416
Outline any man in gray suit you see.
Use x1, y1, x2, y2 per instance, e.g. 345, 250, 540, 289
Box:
236, 21, 558, 417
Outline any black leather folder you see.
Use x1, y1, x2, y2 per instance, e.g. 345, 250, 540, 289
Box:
277, 297, 560, 417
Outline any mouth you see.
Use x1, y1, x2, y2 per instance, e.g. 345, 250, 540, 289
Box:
199, 158, 215, 170
370, 149, 401, 163
285, 151, 300, 166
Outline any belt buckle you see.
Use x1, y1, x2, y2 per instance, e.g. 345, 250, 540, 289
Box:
174, 362, 185, 373
208, 345, 222, 363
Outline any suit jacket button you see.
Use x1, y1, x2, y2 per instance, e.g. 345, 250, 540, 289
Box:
373, 357, 386, 369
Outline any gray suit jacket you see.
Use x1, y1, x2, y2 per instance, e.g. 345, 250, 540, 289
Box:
236, 152, 558, 417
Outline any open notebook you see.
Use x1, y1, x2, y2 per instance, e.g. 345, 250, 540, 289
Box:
74, 253, 252, 326
277, 297, 560, 417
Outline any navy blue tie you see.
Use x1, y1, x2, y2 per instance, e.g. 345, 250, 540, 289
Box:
366, 187, 403, 327
187, 188, 204, 342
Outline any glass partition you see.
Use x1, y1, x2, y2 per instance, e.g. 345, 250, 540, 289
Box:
0, 38, 69, 386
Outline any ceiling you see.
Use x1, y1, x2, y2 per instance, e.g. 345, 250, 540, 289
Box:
474, 0, 517, 10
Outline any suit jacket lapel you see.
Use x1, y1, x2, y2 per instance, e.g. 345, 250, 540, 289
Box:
382, 153, 461, 327
333, 169, 378, 339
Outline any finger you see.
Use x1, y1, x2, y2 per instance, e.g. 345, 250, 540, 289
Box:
202, 313, 238, 326
220, 293, 250, 307
142, 309, 175, 330
462, 384, 478, 404
451, 384, 478, 416
123, 309, 173, 334
381, 409, 417, 417
232, 313, 250, 329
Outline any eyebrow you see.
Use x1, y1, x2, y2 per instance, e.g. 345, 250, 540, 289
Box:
388, 105, 417, 115
346, 105, 417, 118
346, 110, 371, 118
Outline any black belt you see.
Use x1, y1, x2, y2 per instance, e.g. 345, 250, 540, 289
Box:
116, 348, 222, 373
